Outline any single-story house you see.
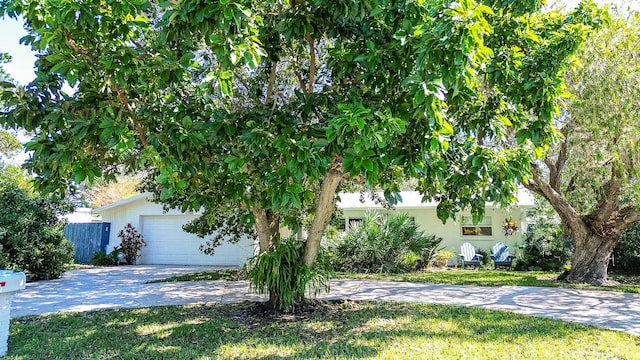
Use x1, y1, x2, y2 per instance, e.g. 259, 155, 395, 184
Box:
91, 190, 534, 266
337, 190, 534, 264
91, 193, 255, 266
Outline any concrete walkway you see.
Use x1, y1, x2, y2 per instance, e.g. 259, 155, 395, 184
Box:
10, 266, 640, 336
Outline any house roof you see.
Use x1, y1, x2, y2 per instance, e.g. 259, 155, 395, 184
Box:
91, 189, 535, 214
337, 190, 535, 209
90, 192, 153, 214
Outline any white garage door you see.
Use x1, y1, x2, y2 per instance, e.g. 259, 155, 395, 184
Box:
139, 215, 255, 266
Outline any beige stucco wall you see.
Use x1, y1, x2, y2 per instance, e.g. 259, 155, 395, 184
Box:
341, 206, 529, 265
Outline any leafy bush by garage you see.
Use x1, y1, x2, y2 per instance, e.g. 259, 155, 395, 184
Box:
0, 184, 75, 280
329, 211, 442, 273
117, 223, 146, 264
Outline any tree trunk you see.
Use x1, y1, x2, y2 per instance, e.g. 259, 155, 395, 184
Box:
252, 207, 279, 253
252, 207, 287, 310
559, 231, 619, 285
302, 167, 343, 267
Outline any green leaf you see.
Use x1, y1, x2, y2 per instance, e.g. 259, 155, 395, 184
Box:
182, 115, 193, 128
314, 138, 329, 147
414, 87, 425, 105
439, 121, 454, 136
286, 183, 304, 194
160, 187, 175, 201
73, 170, 86, 183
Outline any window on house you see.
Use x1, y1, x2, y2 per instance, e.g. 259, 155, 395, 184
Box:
461, 216, 493, 236
348, 218, 364, 229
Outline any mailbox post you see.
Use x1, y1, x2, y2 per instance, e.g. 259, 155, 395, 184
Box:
0, 271, 26, 356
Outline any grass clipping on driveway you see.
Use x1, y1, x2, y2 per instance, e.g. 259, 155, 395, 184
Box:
9, 301, 639, 359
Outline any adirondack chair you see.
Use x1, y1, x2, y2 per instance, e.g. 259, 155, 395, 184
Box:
459, 242, 483, 269
491, 242, 515, 269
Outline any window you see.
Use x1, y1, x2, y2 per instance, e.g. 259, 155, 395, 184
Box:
348, 218, 364, 229
461, 216, 493, 236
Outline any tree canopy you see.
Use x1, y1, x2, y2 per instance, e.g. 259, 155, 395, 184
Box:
0, 52, 20, 158
0, 0, 606, 307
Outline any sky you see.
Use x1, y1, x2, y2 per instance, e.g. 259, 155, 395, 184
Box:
0, 16, 36, 85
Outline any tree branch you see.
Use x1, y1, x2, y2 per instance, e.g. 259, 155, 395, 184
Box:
115, 86, 149, 147
265, 61, 278, 104
590, 167, 623, 228
66, 37, 96, 61
528, 163, 584, 235
293, 67, 308, 96
305, 33, 316, 93
612, 206, 640, 233
287, 47, 308, 96
130, 39, 155, 58
66, 35, 149, 148
522, 163, 544, 196
547, 126, 570, 191
522, 180, 543, 197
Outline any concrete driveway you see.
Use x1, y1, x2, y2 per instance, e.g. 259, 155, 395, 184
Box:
10, 266, 640, 336
10, 266, 257, 317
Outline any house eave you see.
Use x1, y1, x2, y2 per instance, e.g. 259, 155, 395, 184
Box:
90, 192, 153, 214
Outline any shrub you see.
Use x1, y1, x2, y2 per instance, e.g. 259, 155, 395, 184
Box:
91, 247, 121, 266
432, 250, 454, 268
0, 184, 75, 280
117, 224, 146, 264
514, 220, 572, 272
330, 211, 442, 273
246, 237, 332, 311
610, 223, 640, 275
475, 248, 491, 267
512, 199, 572, 272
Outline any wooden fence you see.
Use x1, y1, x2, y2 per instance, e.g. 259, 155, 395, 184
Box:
64, 223, 111, 263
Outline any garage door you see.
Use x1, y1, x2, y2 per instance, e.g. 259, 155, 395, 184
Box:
139, 215, 255, 266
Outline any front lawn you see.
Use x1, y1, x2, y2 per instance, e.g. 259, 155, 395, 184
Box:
9, 301, 639, 359
338, 270, 640, 293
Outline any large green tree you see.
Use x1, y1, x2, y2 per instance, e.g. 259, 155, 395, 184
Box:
0, 52, 32, 188
1, 0, 604, 309
524, 11, 640, 285
0, 52, 20, 157
1, 54, 75, 280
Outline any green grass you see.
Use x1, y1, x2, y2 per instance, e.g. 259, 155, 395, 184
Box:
147, 269, 244, 283
337, 270, 640, 293
152, 268, 640, 293
65, 264, 96, 270
8, 301, 639, 359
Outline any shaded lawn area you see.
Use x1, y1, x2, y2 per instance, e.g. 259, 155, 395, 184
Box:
8, 301, 639, 359
337, 270, 640, 293
152, 268, 640, 293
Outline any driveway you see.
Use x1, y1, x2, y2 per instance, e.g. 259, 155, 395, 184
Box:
10, 266, 253, 317
10, 266, 640, 336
